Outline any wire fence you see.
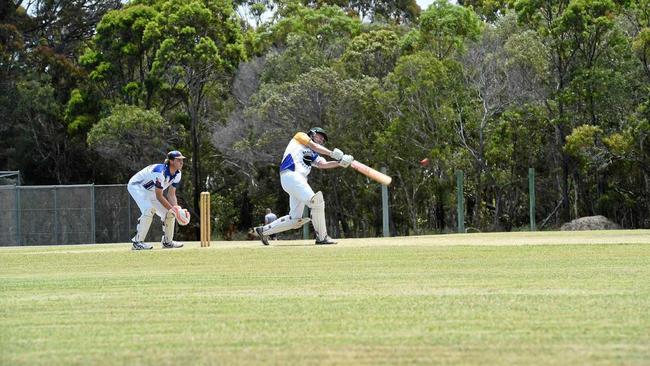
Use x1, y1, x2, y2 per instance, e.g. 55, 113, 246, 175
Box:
0, 184, 166, 246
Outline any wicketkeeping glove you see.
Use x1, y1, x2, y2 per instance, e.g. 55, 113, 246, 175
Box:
338, 154, 354, 168
170, 205, 190, 225
170, 206, 183, 220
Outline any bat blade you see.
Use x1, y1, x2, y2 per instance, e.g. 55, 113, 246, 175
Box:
350, 160, 392, 186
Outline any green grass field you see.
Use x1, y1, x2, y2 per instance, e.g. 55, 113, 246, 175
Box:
1, 231, 649, 365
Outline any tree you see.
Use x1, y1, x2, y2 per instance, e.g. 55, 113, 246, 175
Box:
459, 14, 542, 228
378, 52, 467, 233
416, 0, 482, 59
1, 0, 120, 184
150, 0, 246, 238
79, 4, 161, 110
340, 29, 401, 80
87, 104, 184, 177
458, 0, 509, 22
625, 0, 650, 80
262, 4, 361, 83
215, 67, 382, 237
298, 0, 419, 23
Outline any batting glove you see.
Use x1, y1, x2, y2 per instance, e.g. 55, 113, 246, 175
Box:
330, 148, 344, 161
338, 154, 353, 168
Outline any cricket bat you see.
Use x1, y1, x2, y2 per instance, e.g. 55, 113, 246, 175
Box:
350, 160, 392, 186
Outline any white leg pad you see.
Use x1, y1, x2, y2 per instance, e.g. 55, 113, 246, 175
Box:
261, 215, 311, 236
133, 208, 155, 242
307, 191, 327, 241
162, 210, 175, 243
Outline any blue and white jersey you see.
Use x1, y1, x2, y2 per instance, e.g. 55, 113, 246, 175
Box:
128, 164, 181, 192
279, 135, 326, 177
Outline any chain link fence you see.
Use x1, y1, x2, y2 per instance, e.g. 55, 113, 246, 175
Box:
0, 184, 167, 246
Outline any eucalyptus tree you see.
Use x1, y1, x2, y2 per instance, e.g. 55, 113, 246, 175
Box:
298, 0, 419, 23
410, 0, 482, 60
216, 66, 381, 237
378, 51, 468, 233
514, 0, 591, 221
459, 14, 545, 228
1, 0, 120, 184
457, 0, 509, 22
262, 4, 361, 83
377, 0, 480, 232
87, 104, 184, 177
626, 0, 650, 80
213, 3, 361, 168
340, 29, 402, 80
78, 4, 161, 110
149, 0, 246, 230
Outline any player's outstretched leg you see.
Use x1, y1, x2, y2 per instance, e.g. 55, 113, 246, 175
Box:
255, 227, 269, 245
254, 215, 311, 245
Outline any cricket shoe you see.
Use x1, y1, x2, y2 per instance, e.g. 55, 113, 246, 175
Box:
315, 236, 337, 245
132, 240, 153, 250
162, 240, 183, 249
255, 226, 269, 246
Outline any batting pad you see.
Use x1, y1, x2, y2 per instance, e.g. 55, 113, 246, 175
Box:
261, 215, 311, 236
133, 208, 155, 242
162, 210, 176, 243
308, 191, 327, 241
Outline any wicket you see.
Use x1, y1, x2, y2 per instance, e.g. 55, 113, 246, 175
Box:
200, 192, 211, 247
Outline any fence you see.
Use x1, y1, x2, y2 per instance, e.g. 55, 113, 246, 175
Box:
0, 184, 166, 246
0, 168, 548, 246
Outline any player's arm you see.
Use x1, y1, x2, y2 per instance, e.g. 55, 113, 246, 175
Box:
294, 132, 354, 168
155, 187, 174, 210
167, 186, 178, 206
313, 160, 340, 169
294, 132, 336, 158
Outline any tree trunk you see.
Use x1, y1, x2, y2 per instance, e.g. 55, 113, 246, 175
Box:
475, 162, 483, 229
191, 113, 201, 240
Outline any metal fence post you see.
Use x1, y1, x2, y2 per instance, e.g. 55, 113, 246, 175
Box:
529, 168, 536, 231
381, 167, 390, 237
15, 186, 21, 246
91, 184, 96, 243
127, 186, 131, 242
302, 206, 310, 240
53, 186, 58, 245
456, 171, 465, 233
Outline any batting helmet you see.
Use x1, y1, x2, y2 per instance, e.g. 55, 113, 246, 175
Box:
307, 127, 328, 142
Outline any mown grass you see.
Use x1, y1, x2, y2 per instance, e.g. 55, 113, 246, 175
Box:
1, 231, 649, 365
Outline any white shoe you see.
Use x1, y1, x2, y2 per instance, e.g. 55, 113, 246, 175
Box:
255, 226, 269, 245
162, 240, 183, 249
315, 236, 337, 245
132, 240, 153, 250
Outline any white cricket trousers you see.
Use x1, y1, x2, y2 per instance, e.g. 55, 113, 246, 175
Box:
127, 184, 167, 219
280, 171, 315, 220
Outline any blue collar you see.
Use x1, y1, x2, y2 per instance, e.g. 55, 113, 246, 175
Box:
165, 164, 180, 180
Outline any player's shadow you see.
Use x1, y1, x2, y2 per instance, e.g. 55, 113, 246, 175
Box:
263, 241, 318, 247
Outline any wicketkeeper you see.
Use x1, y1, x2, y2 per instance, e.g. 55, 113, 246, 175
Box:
127, 150, 188, 250
255, 127, 353, 245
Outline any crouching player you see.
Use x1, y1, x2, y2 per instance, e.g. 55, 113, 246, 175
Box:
127, 150, 188, 250
255, 127, 353, 245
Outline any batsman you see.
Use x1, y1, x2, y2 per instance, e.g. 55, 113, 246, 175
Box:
255, 127, 353, 245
